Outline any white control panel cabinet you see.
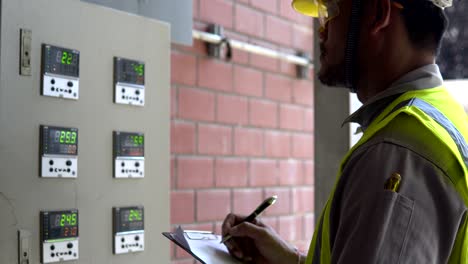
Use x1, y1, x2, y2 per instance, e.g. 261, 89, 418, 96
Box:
0, 0, 170, 263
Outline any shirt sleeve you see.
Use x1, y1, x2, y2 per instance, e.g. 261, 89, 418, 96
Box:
329, 140, 467, 264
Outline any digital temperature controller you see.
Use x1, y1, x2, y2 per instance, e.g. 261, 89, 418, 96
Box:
40, 125, 78, 178
113, 131, 144, 178
41, 44, 80, 100
113, 206, 145, 254
114, 57, 145, 106
40, 210, 79, 263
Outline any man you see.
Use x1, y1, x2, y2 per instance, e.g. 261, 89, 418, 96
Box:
222, 0, 468, 263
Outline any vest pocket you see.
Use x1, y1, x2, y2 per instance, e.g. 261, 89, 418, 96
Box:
376, 191, 414, 264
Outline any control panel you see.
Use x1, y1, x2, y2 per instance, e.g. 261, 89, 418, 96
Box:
40, 210, 79, 263
113, 131, 144, 178
113, 206, 145, 254
40, 125, 78, 178
41, 44, 80, 100
114, 57, 145, 106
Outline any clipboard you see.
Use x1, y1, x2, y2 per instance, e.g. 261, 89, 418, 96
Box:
162, 226, 243, 264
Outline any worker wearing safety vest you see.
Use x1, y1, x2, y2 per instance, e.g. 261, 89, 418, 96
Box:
222, 0, 468, 263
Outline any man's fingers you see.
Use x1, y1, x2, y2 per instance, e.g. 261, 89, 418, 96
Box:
222, 214, 248, 236
229, 221, 266, 241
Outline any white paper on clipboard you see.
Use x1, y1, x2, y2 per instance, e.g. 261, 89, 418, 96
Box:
163, 227, 243, 264
184, 231, 242, 264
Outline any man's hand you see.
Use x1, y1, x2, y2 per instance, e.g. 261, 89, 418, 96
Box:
221, 213, 302, 264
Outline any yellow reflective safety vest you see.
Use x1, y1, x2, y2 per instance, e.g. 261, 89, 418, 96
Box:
306, 86, 468, 263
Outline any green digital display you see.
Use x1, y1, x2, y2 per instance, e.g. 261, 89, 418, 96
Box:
60, 51, 73, 65
129, 135, 144, 146
132, 63, 144, 76
128, 209, 142, 221
43, 210, 79, 240
115, 207, 144, 232
43, 44, 79, 77
54, 49, 78, 66
53, 130, 77, 144
114, 57, 145, 85
52, 213, 78, 228
42, 126, 78, 156
114, 132, 144, 157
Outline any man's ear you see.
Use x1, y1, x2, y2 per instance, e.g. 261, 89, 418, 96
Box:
370, 0, 392, 35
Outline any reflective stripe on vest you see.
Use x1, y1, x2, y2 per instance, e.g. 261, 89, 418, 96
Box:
306, 89, 468, 264
390, 98, 468, 167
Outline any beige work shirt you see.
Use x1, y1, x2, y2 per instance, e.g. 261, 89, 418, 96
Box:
327, 64, 467, 263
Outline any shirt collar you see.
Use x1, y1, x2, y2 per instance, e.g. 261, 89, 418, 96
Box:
343, 64, 443, 129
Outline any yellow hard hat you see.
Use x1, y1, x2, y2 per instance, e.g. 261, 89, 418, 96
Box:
291, 0, 321, 17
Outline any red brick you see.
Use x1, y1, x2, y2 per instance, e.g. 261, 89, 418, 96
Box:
197, 190, 231, 221
250, 40, 279, 72
215, 158, 248, 187
304, 109, 314, 132
234, 128, 263, 157
175, 246, 192, 259
177, 157, 214, 189
292, 187, 314, 213
171, 122, 196, 154
251, 0, 277, 14
171, 87, 177, 118
279, 49, 297, 77
293, 25, 314, 52
225, 31, 249, 64
279, 0, 313, 25
292, 133, 314, 159
261, 217, 279, 231
171, 52, 196, 86
178, 87, 215, 121
198, 58, 233, 92
233, 189, 263, 215
265, 15, 293, 47
234, 66, 263, 97
265, 73, 293, 102
278, 216, 302, 241
304, 213, 315, 241
293, 80, 313, 106
264, 188, 291, 216
280, 104, 305, 131
171, 191, 195, 224
249, 99, 278, 128
304, 161, 314, 185
199, 0, 233, 29
279, 159, 303, 185
264, 131, 290, 158
235, 5, 264, 38
172, 39, 206, 56
250, 159, 278, 186
198, 124, 232, 155
217, 94, 248, 125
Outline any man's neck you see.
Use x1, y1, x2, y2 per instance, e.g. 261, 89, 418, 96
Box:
356, 52, 435, 104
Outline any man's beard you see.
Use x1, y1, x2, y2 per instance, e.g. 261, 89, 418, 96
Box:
318, 43, 347, 88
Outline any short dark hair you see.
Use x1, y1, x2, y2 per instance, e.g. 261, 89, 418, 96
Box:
398, 0, 448, 54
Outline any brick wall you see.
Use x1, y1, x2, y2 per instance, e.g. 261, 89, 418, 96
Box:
170, 1, 315, 263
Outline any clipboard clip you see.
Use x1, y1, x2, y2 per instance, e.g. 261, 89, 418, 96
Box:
185, 230, 218, 240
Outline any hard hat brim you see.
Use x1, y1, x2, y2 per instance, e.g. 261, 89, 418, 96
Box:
291, 0, 320, 17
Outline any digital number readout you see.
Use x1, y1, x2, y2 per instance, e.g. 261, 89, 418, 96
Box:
43, 44, 79, 77
43, 211, 79, 240
115, 207, 144, 232
114, 132, 144, 157
41, 126, 78, 156
114, 57, 145, 86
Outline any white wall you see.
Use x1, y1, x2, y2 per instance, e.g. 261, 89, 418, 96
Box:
445, 79, 468, 114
